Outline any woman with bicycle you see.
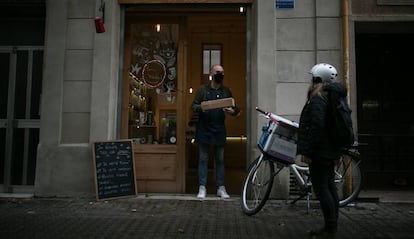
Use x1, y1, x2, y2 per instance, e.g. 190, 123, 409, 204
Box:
297, 63, 347, 239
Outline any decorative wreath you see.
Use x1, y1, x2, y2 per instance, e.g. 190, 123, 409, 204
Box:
141, 59, 166, 88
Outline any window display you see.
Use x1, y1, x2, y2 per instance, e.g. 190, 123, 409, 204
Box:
128, 23, 178, 145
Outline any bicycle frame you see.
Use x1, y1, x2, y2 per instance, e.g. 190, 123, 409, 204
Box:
240, 107, 362, 216
290, 164, 310, 188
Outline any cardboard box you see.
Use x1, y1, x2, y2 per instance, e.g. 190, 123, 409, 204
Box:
201, 97, 235, 111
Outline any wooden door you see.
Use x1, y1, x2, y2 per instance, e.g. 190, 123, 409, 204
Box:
122, 16, 186, 193
185, 14, 247, 195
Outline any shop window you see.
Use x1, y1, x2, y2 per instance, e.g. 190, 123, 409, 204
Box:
127, 23, 178, 145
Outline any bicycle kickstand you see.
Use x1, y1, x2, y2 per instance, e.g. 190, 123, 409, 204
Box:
291, 185, 312, 215
305, 187, 312, 215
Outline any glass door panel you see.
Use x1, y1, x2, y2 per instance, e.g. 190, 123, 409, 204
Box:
0, 52, 10, 185
0, 47, 42, 192
127, 23, 178, 145
123, 19, 183, 192
0, 52, 10, 119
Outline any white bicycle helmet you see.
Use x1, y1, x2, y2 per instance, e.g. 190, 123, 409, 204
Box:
309, 63, 338, 83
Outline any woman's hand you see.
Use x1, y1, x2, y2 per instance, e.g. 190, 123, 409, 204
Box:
301, 155, 312, 164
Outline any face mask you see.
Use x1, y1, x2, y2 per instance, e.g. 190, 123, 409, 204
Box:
213, 71, 224, 84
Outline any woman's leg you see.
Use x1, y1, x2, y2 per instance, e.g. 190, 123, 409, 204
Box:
310, 162, 338, 233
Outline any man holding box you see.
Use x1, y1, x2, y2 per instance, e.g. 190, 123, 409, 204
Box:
191, 64, 240, 199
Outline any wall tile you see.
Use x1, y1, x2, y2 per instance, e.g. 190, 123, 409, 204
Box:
276, 83, 308, 115
63, 81, 91, 112
276, 18, 315, 51
276, 51, 314, 83
68, 0, 95, 18
65, 50, 93, 81
61, 112, 90, 143
66, 19, 94, 49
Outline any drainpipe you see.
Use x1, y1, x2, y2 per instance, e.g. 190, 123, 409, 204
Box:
342, 0, 354, 194
342, 0, 350, 104
314, 1, 317, 63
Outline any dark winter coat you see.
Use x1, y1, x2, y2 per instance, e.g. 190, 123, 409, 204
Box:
191, 83, 239, 146
297, 82, 346, 161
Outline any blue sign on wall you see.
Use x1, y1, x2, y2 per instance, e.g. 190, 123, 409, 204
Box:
276, 0, 294, 9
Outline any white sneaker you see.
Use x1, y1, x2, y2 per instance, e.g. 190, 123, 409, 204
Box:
217, 186, 230, 199
197, 186, 206, 199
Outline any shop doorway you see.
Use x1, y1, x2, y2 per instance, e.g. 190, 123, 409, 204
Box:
185, 14, 247, 195
0, 2, 45, 193
122, 5, 247, 194
0, 47, 43, 193
355, 22, 414, 190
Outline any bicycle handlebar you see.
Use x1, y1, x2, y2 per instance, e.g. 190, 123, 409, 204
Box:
255, 107, 267, 115
256, 106, 299, 129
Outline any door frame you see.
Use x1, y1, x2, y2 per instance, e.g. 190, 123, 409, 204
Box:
120, 4, 251, 193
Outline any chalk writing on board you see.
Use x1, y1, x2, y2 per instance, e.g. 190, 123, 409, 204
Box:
92, 140, 136, 200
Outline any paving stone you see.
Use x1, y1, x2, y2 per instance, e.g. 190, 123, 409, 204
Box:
0, 197, 413, 239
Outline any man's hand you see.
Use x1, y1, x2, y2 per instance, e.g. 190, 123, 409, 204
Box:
223, 107, 235, 114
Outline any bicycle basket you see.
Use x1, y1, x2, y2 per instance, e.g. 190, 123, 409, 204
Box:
258, 120, 298, 164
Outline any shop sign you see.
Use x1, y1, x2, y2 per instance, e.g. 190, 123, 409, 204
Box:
275, 0, 294, 9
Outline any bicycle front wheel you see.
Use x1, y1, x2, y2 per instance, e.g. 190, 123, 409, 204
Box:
335, 155, 362, 207
241, 155, 275, 216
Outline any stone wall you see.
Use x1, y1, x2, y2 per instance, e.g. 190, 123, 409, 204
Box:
35, 0, 120, 197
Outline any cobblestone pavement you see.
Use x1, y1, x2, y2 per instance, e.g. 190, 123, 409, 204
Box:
1, 196, 414, 239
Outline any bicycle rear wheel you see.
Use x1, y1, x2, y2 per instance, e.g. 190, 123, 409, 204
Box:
335, 155, 362, 207
241, 155, 275, 216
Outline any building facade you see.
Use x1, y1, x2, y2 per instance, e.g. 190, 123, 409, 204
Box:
1, 0, 413, 197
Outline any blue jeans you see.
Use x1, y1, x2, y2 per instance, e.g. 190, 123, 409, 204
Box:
198, 143, 225, 187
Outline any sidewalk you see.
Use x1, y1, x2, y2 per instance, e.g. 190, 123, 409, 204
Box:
358, 190, 414, 203
1, 194, 414, 239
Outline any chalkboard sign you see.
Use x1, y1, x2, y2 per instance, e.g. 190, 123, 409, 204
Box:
92, 140, 137, 201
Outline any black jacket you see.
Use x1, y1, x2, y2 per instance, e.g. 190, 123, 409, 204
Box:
191, 83, 239, 145
297, 82, 346, 161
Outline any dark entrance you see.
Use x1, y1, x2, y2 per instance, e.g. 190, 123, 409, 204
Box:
355, 22, 414, 190
0, 1, 45, 193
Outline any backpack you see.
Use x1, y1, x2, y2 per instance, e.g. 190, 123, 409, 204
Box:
328, 91, 355, 149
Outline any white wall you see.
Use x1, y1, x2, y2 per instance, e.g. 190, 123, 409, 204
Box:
252, 0, 342, 198
35, 0, 120, 197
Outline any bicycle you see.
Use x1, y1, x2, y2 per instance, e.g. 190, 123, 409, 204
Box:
240, 107, 362, 216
